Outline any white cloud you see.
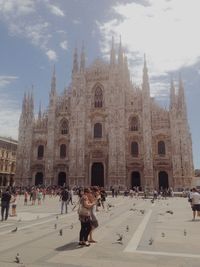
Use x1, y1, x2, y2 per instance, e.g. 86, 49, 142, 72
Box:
72, 19, 81, 24
0, 96, 20, 139
60, 40, 68, 50
46, 49, 57, 61
98, 0, 200, 93
0, 75, 19, 88
47, 4, 65, 17
0, 0, 35, 17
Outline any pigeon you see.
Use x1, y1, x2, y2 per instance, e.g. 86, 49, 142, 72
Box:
11, 227, 18, 233
161, 232, 165, 237
56, 215, 59, 220
54, 223, 57, 229
149, 238, 154, 245
151, 199, 154, 204
116, 233, 123, 243
70, 223, 74, 229
133, 203, 136, 206
166, 210, 173, 215
140, 209, 145, 215
18, 218, 22, 222
126, 225, 129, 232
14, 253, 20, 263
184, 229, 187, 236
59, 229, 63, 236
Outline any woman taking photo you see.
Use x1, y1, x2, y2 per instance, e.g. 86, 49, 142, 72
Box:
78, 188, 95, 246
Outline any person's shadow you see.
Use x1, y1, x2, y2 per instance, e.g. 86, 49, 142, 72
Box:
56, 242, 84, 251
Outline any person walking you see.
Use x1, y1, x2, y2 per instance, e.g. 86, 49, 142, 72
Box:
190, 187, 200, 220
1, 188, 12, 221
60, 187, 69, 214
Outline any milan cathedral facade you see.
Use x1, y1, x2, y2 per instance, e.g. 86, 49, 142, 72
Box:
15, 39, 194, 190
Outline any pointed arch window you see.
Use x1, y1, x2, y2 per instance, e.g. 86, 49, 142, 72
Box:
60, 144, 67, 158
60, 120, 68, 135
158, 141, 166, 155
37, 145, 44, 159
94, 87, 103, 108
130, 116, 139, 131
94, 123, 102, 138
131, 142, 139, 157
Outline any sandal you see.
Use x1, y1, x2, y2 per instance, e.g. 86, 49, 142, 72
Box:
89, 240, 97, 243
84, 242, 90, 247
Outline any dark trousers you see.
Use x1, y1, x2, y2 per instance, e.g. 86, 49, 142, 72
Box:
79, 220, 91, 242
1, 202, 10, 221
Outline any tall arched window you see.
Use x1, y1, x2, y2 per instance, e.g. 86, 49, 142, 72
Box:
37, 145, 44, 159
60, 144, 67, 158
94, 87, 103, 108
158, 141, 166, 155
130, 116, 139, 131
60, 120, 68, 135
94, 123, 102, 138
131, 142, 139, 157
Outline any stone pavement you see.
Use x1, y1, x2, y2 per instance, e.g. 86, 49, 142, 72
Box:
0, 195, 200, 267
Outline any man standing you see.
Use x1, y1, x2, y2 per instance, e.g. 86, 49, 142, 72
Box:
60, 187, 69, 214
1, 188, 12, 221
191, 187, 200, 221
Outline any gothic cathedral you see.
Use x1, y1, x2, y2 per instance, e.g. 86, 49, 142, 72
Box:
15, 39, 194, 190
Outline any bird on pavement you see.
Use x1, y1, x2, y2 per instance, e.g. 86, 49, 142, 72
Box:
59, 229, 63, 236
161, 232, 165, 237
126, 225, 129, 232
14, 253, 20, 263
166, 210, 173, 215
56, 215, 59, 220
149, 238, 154, 245
116, 233, 123, 243
184, 229, 187, 236
11, 227, 18, 233
54, 223, 57, 229
140, 209, 145, 215
70, 223, 74, 229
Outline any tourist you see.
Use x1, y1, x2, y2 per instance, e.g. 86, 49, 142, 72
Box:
190, 187, 200, 221
1, 188, 11, 221
78, 188, 95, 246
24, 190, 28, 205
88, 187, 99, 243
11, 193, 17, 217
60, 187, 69, 214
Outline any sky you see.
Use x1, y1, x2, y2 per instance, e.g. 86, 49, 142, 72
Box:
0, 0, 199, 168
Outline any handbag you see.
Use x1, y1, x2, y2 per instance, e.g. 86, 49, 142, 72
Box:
78, 204, 91, 217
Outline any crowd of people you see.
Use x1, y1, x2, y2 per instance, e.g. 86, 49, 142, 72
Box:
0, 184, 200, 246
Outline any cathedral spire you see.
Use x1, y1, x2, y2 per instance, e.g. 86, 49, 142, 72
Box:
142, 54, 150, 95
22, 92, 27, 115
80, 42, 85, 72
30, 85, 34, 116
178, 74, 187, 117
170, 77, 176, 109
51, 65, 56, 95
110, 36, 116, 67
72, 47, 79, 74
38, 101, 42, 120
118, 35, 123, 66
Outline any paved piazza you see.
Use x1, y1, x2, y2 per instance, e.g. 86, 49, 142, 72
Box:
0, 195, 200, 267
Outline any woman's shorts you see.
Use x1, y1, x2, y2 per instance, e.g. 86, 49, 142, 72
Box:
91, 220, 98, 228
192, 204, 200, 211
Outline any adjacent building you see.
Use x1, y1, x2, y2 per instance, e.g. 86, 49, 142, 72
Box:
0, 136, 18, 186
15, 39, 194, 190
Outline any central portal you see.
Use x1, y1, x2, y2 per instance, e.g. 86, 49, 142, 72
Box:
91, 162, 104, 187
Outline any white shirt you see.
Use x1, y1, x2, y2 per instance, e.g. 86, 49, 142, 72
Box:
191, 192, 200, 205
